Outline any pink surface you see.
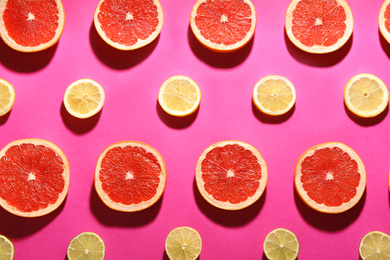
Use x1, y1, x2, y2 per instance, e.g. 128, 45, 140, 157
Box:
1, 0, 390, 259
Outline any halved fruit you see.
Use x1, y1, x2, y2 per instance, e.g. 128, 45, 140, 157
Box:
0, 79, 15, 117
359, 231, 390, 260
165, 226, 202, 260
67, 232, 105, 260
0, 235, 14, 260
263, 228, 299, 260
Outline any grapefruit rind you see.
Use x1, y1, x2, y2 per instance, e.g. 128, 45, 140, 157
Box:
0, 0, 65, 53
0, 139, 70, 218
294, 142, 366, 214
190, 0, 257, 53
263, 228, 299, 260
195, 140, 268, 210
94, 0, 164, 51
359, 231, 390, 260
94, 141, 167, 212
344, 73, 389, 118
252, 75, 296, 116
285, 0, 353, 54
63, 79, 106, 119
379, 0, 390, 44
158, 75, 202, 117
165, 226, 202, 260
0, 78, 15, 117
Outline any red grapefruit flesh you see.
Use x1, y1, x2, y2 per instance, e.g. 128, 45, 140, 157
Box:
190, 0, 257, 53
285, 0, 353, 54
195, 140, 267, 210
379, 0, 390, 44
0, 0, 65, 52
295, 142, 366, 214
0, 139, 70, 217
95, 141, 167, 212
94, 0, 164, 51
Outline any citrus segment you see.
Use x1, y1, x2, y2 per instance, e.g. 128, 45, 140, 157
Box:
253, 75, 296, 116
94, 0, 163, 50
195, 140, 267, 210
344, 74, 389, 118
190, 0, 257, 53
158, 76, 201, 117
379, 0, 390, 44
263, 228, 299, 260
95, 141, 166, 212
285, 0, 353, 53
0, 235, 14, 260
0, 139, 70, 217
0, 79, 15, 117
165, 227, 202, 260
67, 232, 105, 260
63, 79, 105, 119
295, 142, 366, 214
359, 231, 390, 260
0, 0, 65, 52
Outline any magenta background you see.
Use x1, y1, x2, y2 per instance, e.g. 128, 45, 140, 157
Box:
1, 0, 390, 259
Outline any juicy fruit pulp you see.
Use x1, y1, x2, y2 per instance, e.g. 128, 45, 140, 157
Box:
295, 142, 366, 213
0, 0, 65, 52
196, 141, 267, 210
263, 228, 299, 260
94, 0, 163, 50
95, 141, 166, 212
359, 231, 390, 260
165, 227, 202, 260
67, 232, 105, 260
0, 139, 69, 217
190, 0, 256, 52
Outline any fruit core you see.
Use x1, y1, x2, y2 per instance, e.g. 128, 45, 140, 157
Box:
27, 12, 35, 21
220, 14, 228, 23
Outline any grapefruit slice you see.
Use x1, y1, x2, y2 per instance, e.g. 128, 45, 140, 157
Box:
295, 142, 366, 214
0, 139, 70, 217
0, 235, 14, 260
195, 140, 268, 210
344, 73, 389, 118
0, 0, 65, 52
0, 79, 15, 117
285, 0, 353, 54
252, 75, 296, 116
190, 0, 257, 53
67, 232, 105, 260
359, 231, 390, 260
263, 228, 299, 260
165, 226, 202, 260
379, 0, 390, 44
158, 75, 201, 117
94, 0, 164, 51
95, 141, 167, 212
63, 79, 105, 119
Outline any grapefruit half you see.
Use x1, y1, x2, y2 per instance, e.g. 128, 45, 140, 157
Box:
95, 141, 167, 212
285, 0, 353, 54
0, 0, 65, 52
0, 139, 70, 217
190, 0, 257, 53
379, 0, 390, 44
195, 140, 267, 210
94, 0, 164, 51
295, 142, 366, 214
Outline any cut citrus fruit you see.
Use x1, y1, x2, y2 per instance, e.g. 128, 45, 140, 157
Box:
190, 0, 257, 53
285, 0, 353, 54
359, 231, 390, 260
295, 142, 366, 214
0, 139, 70, 217
95, 141, 167, 212
165, 226, 202, 260
67, 232, 105, 260
94, 0, 163, 51
158, 76, 201, 117
0, 79, 15, 117
263, 228, 299, 260
63, 79, 105, 119
0, 0, 65, 52
0, 235, 14, 260
379, 0, 390, 44
195, 140, 268, 210
252, 75, 296, 116
344, 73, 389, 118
